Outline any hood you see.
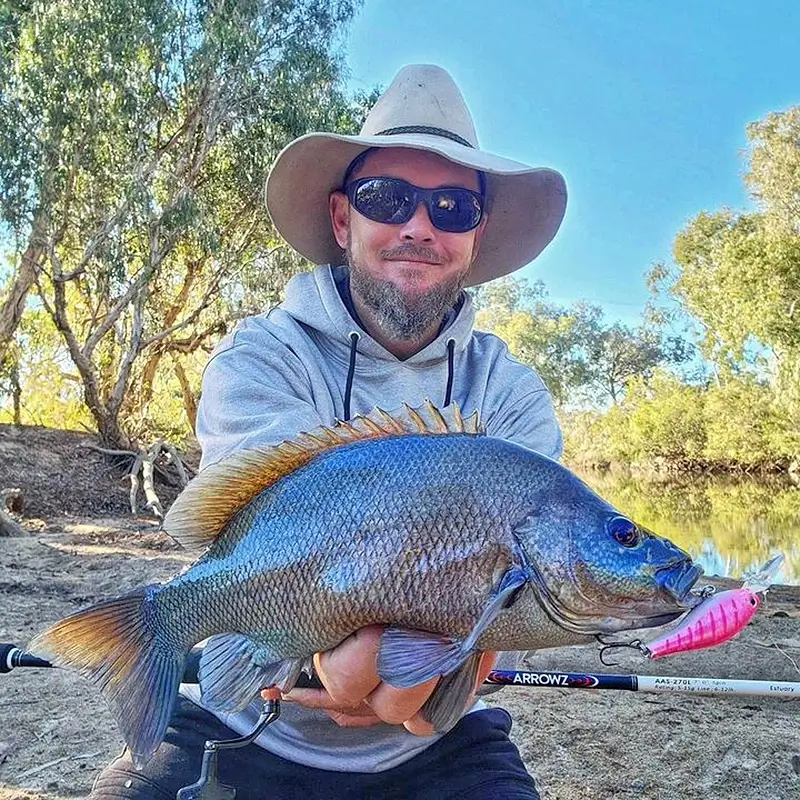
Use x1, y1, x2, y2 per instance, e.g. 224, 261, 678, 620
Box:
277, 265, 476, 421
280, 265, 477, 369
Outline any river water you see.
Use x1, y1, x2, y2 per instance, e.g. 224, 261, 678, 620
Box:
576, 471, 800, 586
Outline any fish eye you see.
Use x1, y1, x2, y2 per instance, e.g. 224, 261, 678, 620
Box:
608, 517, 641, 548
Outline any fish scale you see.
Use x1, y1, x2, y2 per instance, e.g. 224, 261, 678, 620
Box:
28, 403, 703, 768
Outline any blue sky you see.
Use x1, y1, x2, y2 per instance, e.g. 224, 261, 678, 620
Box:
342, 1, 800, 326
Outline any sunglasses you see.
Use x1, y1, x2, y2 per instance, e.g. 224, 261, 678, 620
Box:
344, 177, 484, 233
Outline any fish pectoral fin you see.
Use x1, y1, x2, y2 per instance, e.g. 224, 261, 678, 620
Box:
378, 628, 465, 687
378, 565, 528, 687
463, 564, 529, 650
420, 651, 482, 732
198, 633, 307, 712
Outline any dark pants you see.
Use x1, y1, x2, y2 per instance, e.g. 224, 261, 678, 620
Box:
90, 698, 540, 799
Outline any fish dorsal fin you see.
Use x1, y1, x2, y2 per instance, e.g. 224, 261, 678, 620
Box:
162, 401, 481, 552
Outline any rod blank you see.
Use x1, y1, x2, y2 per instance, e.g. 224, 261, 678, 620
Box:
486, 669, 799, 698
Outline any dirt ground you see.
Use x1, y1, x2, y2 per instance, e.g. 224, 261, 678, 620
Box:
0, 423, 798, 800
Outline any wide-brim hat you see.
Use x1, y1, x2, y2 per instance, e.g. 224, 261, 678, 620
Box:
265, 64, 567, 287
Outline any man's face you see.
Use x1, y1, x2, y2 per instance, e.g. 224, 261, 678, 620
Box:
329, 148, 487, 342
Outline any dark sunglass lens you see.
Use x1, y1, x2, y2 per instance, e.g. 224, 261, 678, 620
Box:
430, 189, 483, 232
353, 179, 414, 224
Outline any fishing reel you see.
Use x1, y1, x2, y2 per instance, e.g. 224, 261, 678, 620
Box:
175, 687, 283, 800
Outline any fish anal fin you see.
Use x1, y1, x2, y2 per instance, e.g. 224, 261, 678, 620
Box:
198, 633, 308, 713
163, 401, 483, 551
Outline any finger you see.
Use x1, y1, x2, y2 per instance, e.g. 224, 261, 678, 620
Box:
282, 687, 383, 727
281, 687, 360, 711
365, 676, 440, 725
314, 625, 384, 705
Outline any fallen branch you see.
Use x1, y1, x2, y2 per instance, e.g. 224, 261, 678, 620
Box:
161, 441, 190, 488
16, 750, 103, 780
78, 442, 137, 459
128, 450, 145, 516
141, 441, 164, 519
77, 439, 191, 518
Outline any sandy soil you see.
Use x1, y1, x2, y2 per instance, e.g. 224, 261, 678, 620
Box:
0, 424, 798, 800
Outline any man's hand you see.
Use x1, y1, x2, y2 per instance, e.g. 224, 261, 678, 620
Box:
282, 625, 497, 734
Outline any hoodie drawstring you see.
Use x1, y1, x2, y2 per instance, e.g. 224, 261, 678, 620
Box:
343, 331, 360, 421
444, 338, 456, 407
344, 333, 455, 419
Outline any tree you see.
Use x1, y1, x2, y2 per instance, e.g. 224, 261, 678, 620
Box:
473, 277, 688, 408
651, 107, 800, 376
746, 107, 800, 237
647, 106, 800, 468
584, 322, 693, 405
0, 0, 366, 447
473, 279, 596, 406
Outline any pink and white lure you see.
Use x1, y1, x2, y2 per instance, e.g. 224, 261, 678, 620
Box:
641, 554, 784, 660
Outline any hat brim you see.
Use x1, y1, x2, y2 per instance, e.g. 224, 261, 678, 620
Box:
265, 132, 567, 286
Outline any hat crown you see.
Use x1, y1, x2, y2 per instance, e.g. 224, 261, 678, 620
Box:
360, 64, 479, 148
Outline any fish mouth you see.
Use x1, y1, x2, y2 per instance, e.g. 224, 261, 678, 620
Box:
659, 560, 705, 609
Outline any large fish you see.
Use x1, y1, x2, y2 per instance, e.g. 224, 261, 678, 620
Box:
29, 403, 703, 767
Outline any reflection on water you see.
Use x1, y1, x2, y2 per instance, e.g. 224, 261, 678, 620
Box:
575, 470, 800, 586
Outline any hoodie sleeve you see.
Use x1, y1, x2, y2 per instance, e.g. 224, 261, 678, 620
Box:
485, 387, 563, 461
195, 316, 328, 469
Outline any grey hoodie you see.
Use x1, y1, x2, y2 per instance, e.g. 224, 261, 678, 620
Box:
180, 264, 562, 772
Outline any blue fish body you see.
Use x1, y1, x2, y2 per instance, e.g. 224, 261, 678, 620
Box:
30, 404, 702, 766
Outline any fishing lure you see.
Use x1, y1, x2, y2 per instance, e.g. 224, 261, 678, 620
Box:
643, 554, 784, 659
598, 554, 785, 663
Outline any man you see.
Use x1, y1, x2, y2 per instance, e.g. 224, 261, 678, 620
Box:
90, 64, 567, 799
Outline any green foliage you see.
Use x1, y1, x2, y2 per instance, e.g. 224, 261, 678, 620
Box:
628, 104, 800, 472
0, 305, 93, 430
650, 106, 800, 415
473, 277, 685, 408
0, 0, 365, 447
565, 371, 707, 466
746, 107, 800, 235
702, 376, 786, 467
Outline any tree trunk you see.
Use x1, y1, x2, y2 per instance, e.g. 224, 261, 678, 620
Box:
10, 359, 21, 426
173, 356, 198, 432
0, 216, 47, 362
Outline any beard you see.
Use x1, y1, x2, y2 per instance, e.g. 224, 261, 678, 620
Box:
347, 244, 469, 343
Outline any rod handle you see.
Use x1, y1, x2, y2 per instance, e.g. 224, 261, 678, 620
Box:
0, 642, 52, 673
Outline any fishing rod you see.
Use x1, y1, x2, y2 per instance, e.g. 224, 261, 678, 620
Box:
5, 641, 796, 800
3, 642, 798, 698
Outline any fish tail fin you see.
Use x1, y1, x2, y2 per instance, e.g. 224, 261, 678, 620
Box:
28, 587, 183, 767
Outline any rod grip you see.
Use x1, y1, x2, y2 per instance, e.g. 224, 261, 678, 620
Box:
0, 642, 52, 673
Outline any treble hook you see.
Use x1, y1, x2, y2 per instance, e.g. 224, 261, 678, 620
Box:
595, 634, 646, 667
